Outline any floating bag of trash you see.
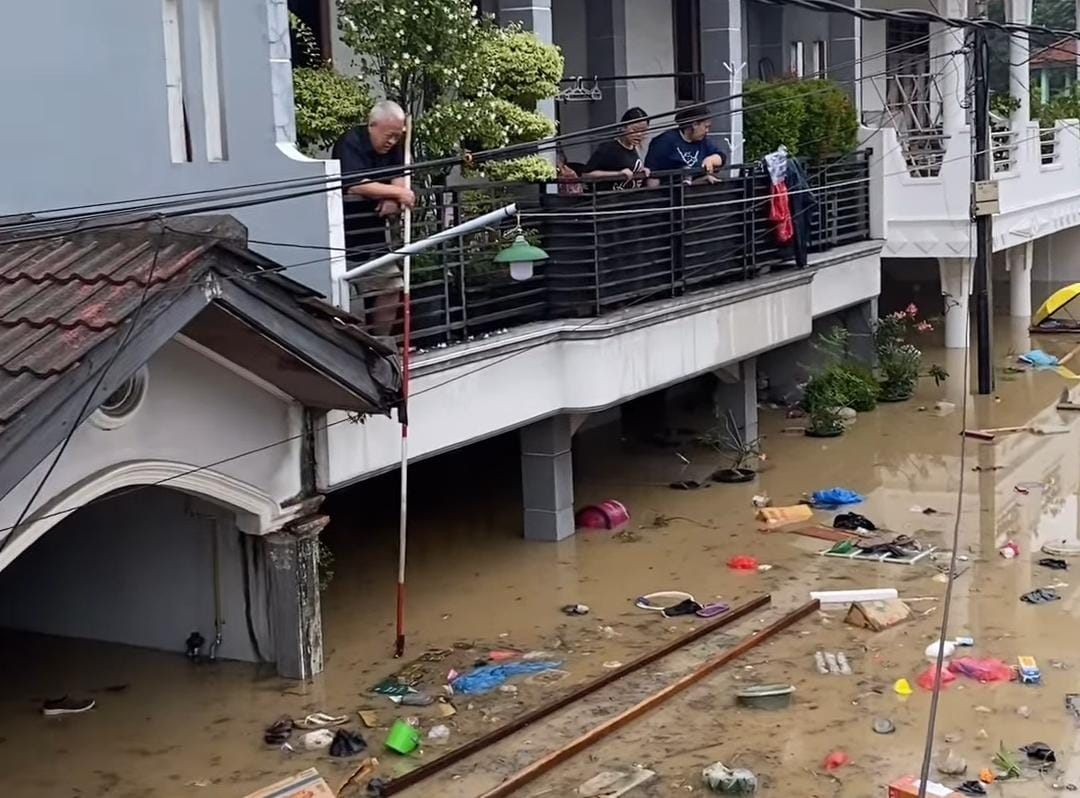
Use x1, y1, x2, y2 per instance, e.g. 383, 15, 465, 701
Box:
702, 762, 757, 794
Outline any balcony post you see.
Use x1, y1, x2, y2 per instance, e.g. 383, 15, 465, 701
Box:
700, 0, 745, 163
933, 0, 968, 137
520, 415, 576, 542
1007, 0, 1033, 131
1008, 241, 1033, 318
939, 257, 973, 349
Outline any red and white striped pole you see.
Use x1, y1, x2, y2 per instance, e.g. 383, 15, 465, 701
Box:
394, 117, 413, 658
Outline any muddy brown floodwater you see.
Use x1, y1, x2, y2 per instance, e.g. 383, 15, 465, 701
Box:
4, 319, 1080, 797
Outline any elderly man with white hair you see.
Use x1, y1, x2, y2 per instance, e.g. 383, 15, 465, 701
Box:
333, 100, 416, 335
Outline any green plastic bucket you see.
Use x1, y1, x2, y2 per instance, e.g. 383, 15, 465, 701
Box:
385, 719, 420, 754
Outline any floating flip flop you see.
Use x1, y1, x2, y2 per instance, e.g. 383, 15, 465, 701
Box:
294, 712, 349, 730
661, 598, 703, 617
695, 602, 730, 618
263, 717, 293, 746
634, 591, 695, 612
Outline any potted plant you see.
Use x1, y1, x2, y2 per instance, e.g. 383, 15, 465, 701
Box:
804, 378, 847, 437
875, 304, 947, 401
805, 326, 880, 412
699, 410, 763, 483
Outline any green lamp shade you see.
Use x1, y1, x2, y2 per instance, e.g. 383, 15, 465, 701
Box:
495, 234, 549, 281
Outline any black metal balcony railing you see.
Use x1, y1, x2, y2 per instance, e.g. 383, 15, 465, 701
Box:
342, 151, 872, 346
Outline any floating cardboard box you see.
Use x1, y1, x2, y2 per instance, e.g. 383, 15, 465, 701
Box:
845, 598, 913, 632
888, 776, 961, 797
243, 768, 335, 798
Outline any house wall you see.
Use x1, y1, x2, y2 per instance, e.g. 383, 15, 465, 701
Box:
624, 0, 675, 122
0, 340, 303, 572
0, 488, 270, 662
0, 0, 344, 303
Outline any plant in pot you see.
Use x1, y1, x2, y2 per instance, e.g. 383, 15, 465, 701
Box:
807, 326, 880, 412
803, 378, 847, 437
699, 410, 763, 483
875, 304, 947, 401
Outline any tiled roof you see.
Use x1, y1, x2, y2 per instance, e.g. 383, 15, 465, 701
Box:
0, 229, 216, 428
1031, 37, 1077, 67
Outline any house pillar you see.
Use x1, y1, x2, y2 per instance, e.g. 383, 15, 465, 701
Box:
1008, 241, 1033, 318
520, 415, 575, 542
933, 0, 968, 137
1008, 0, 1033, 130
700, 0, 745, 163
498, 0, 556, 125
939, 257, 973, 349
844, 298, 878, 366
263, 513, 327, 680
829, 0, 863, 112
585, 0, 629, 132
713, 358, 758, 444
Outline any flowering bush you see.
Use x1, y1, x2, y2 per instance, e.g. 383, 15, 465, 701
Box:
875, 304, 947, 400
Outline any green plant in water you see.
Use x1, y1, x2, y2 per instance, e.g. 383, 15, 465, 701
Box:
804, 378, 847, 435
874, 304, 947, 401
698, 410, 764, 472
805, 326, 880, 412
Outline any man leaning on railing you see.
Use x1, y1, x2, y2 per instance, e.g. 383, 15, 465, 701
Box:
333, 100, 416, 336
644, 106, 726, 183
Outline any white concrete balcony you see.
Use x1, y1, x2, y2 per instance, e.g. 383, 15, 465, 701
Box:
867, 120, 1080, 259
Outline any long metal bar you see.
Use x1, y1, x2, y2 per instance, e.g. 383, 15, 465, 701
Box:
477, 600, 821, 798
372, 594, 772, 797
394, 119, 413, 658
342, 204, 517, 281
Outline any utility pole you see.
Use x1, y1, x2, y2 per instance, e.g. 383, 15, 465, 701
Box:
972, 9, 995, 394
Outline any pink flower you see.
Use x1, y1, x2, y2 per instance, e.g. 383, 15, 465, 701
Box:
916, 321, 933, 332
906, 303, 919, 317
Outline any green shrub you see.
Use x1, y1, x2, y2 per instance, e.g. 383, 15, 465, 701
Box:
292, 67, 372, 154
804, 364, 879, 413
743, 77, 858, 162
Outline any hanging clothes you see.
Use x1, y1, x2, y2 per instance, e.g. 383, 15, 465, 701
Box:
785, 158, 818, 270
764, 147, 794, 245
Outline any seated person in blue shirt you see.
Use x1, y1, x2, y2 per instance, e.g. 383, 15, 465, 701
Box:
644, 107, 726, 180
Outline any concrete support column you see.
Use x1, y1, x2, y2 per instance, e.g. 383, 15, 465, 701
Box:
520, 415, 575, 542
939, 257, 973, 349
498, 0, 556, 125
933, 0, 968, 137
585, 0, 628, 132
844, 298, 879, 366
713, 358, 759, 443
1007, 0, 1033, 130
829, 0, 863, 112
1008, 241, 1033, 318
263, 513, 328, 680
700, 0, 745, 163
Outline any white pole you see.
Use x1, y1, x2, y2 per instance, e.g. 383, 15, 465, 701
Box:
395, 118, 413, 658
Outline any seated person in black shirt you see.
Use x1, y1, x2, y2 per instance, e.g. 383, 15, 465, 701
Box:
333, 100, 416, 335
582, 107, 651, 190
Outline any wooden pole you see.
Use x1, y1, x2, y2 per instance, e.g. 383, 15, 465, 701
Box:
372, 594, 772, 796
476, 600, 820, 798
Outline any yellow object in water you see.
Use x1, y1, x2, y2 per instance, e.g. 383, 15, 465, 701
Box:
1032, 283, 1080, 328
893, 678, 913, 696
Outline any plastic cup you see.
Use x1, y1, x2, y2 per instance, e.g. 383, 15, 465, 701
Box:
385, 719, 420, 754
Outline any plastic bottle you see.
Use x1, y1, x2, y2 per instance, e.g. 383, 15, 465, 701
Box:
824, 651, 840, 675
837, 652, 852, 675
815, 651, 829, 674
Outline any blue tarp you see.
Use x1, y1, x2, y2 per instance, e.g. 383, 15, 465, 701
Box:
811, 488, 864, 508
451, 660, 564, 694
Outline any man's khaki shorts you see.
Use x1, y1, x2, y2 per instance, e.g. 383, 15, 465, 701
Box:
356, 261, 404, 296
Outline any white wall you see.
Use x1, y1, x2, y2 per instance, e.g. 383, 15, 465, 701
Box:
0, 0, 342, 300
624, 0, 674, 130
0, 488, 269, 662
0, 341, 304, 572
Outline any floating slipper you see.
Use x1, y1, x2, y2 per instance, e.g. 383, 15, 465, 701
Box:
662, 598, 703, 617
329, 729, 368, 758
294, 712, 348, 729
263, 717, 293, 746
302, 729, 335, 750
695, 602, 730, 618
634, 591, 695, 612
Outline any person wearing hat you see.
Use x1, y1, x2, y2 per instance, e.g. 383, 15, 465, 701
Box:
644, 106, 726, 177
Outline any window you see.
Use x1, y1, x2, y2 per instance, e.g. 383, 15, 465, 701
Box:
162, 0, 191, 162
674, 0, 702, 103
813, 40, 828, 77
199, 0, 228, 161
789, 41, 805, 78
288, 0, 331, 67
91, 367, 150, 430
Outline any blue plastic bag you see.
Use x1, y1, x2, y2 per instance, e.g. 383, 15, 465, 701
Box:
811, 488, 864, 508
451, 661, 563, 694
1019, 350, 1059, 368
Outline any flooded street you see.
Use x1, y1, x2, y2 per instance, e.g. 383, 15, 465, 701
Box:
4, 319, 1080, 796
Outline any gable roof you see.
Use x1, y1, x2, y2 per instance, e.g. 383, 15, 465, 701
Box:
1031, 37, 1077, 68
0, 216, 401, 500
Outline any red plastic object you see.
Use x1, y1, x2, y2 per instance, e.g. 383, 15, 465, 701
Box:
823, 751, 850, 771
487, 650, 518, 663
575, 499, 630, 530
948, 657, 1014, 683
728, 555, 760, 571
916, 665, 957, 691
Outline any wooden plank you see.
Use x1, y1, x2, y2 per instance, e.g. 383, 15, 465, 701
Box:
476, 600, 820, 798
372, 594, 772, 796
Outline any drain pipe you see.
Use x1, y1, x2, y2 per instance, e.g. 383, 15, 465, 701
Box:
208, 516, 225, 662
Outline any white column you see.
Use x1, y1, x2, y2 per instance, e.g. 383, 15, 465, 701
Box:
1008, 241, 1033, 318
520, 415, 575, 542
939, 257, 973, 349
933, 0, 968, 137
1008, 0, 1033, 130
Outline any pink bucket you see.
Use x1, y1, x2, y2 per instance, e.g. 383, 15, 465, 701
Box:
575, 499, 630, 530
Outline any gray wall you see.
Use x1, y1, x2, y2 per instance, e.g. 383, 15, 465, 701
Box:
0, 0, 339, 299
0, 488, 271, 663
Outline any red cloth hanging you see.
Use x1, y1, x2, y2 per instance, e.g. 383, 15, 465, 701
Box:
769, 183, 794, 244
